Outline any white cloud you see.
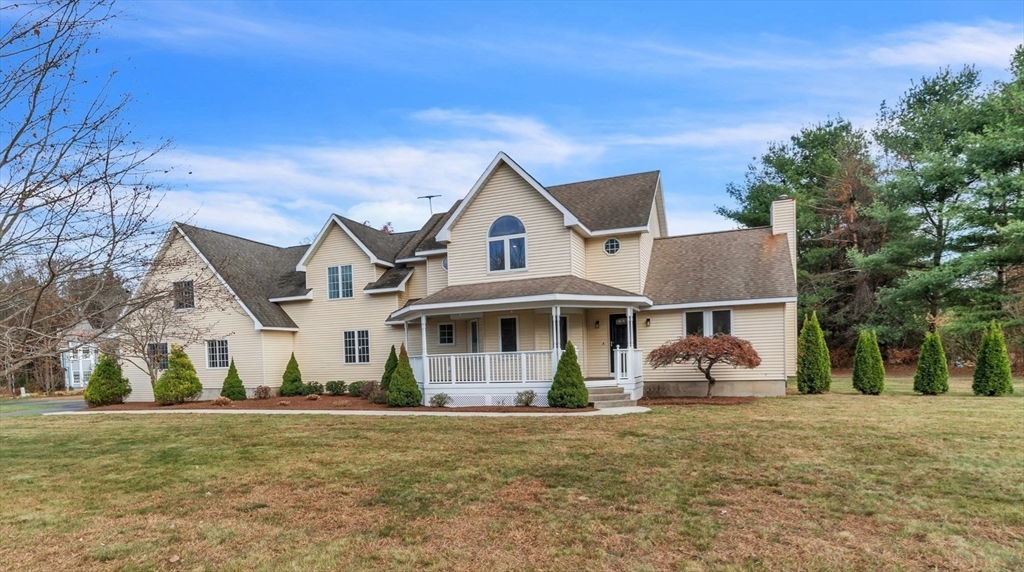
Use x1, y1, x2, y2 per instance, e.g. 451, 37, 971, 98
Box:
609, 122, 799, 148
863, 21, 1022, 68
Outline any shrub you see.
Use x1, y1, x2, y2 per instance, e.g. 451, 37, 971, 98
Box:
364, 380, 387, 404
973, 320, 1014, 396
548, 341, 588, 408
153, 345, 203, 405
429, 392, 453, 407
279, 353, 303, 397
514, 390, 536, 407
647, 335, 761, 398
387, 345, 423, 407
347, 381, 364, 397
380, 345, 398, 392
83, 353, 132, 406
914, 332, 949, 395
211, 396, 232, 407
220, 359, 247, 400
253, 385, 273, 400
325, 380, 346, 395
797, 312, 831, 394
300, 381, 324, 396
852, 330, 885, 395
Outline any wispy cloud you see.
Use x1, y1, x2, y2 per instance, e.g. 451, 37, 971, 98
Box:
862, 21, 1022, 68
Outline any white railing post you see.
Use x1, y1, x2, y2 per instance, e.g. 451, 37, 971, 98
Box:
420, 315, 429, 391
484, 353, 491, 383
520, 352, 527, 382
450, 354, 456, 384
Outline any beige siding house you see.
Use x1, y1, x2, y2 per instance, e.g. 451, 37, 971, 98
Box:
124, 152, 797, 405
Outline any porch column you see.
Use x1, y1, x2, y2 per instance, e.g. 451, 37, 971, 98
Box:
420, 315, 429, 387
626, 307, 634, 382
403, 321, 409, 350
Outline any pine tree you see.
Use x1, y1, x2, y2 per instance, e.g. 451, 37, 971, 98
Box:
380, 345, 398, 392
548, 341, 588, 408
279, 353, 303, 397
83, 352, 132, 406
973, 320, 1014, 396
386, 345, 422, 407
797, 311, 831, 394
220, 358, 246, 400
913, 332, 949, 395
153, 345, 203, 405
852, 330, 885, 395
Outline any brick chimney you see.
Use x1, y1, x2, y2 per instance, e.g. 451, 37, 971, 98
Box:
770, 196, 797, 280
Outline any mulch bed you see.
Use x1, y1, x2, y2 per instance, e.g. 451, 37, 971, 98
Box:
93, 394, 595, 413
638, 396, 758, 406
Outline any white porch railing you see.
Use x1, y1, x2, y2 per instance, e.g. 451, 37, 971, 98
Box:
423, 350, 554, 385
613, 348, 644, 381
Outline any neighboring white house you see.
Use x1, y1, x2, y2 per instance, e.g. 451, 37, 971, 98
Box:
123, 152, 797, 406
59, 321, 101, 390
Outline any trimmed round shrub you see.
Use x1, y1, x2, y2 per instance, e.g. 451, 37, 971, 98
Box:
387, 345, 422, 407
220, 359, 247, 400
279, 353, 303, 397
325, 380, 346, 395
973, 320, 1014, 396
548, 341, 588, 408
797, 311, 831, 394
380, 345, 398, 392
347, 381, 364, 397
153, 345, 203, 405
300, 381, 324, 396
83, 353, 132, 406
914, 332, 949, 395
852, 330, 885, 395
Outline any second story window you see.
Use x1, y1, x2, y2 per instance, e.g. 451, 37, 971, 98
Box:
488, 215, 526, 272
327, 265, 353, 300
173, 280, 194, 309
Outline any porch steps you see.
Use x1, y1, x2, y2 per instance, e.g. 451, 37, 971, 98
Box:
588, 386, 636, 409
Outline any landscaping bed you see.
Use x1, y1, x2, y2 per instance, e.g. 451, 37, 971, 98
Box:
93, 394, 596, 413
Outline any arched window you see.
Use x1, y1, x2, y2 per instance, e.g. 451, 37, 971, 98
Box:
488, 215, 526, 272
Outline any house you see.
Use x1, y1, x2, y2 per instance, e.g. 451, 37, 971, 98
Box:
123, 152, 797, 405
59, 321, 103, 390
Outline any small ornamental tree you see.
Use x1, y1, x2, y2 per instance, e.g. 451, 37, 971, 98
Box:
279, 353, 303, 397
83, 353, 132, 406
153, 344, 203, 405
220, 359, 246, 400
387, 345, 422, 407
548, 340, 588, 408
797, 311, 831, 394
852, 330, 885, 395
913, 332, 949, 395
973, 320, 1014, 396
380, 345, 398, 391
647, 334, 761, 398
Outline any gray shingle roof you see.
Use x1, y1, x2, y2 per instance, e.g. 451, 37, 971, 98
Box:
176, 224, 305, 329
399, 275, 645, 310
644, 227, 797, 306
365, 266, 413, 292
548, 171, 660, 231
334, 215, 419, 264
395, 211, 446, 260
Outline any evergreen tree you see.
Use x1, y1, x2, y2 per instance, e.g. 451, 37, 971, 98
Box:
913, 333, 949, 395
548, 341, 588, 408
220, 358, 246, 400
852, 330, 885, 395
797, 311, 831, 394
279, 353, 303, 397
153, 345, 203, 405
83, 352, 132, 406
380, 345, 398, 391
973, 320, 1014, 396
386, 345, 422, 407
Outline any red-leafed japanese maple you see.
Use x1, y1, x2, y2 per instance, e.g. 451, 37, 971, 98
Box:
646, 335, 762, 397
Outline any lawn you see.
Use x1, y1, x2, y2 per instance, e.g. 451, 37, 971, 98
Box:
1, 374, 1021, 571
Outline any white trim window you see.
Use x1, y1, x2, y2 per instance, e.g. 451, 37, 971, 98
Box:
603, 238, 620, 255
146, 342, 169, 370
488, 216, 526, 272
442, 256, 449, 271
344, 330, 370, 364
173, 280, 195, 309
327, 265, 354, 300
206, 339, 229, 368
438, 323, 455, 345
684, 309, 733, 337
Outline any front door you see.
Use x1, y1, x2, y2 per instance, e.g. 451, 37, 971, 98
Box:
469, 320, 480, 353
608, 313, 635, 373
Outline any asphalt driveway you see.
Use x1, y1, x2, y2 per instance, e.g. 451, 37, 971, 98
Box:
0, 397, 88, 418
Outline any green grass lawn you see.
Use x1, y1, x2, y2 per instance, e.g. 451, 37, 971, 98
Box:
1, 374, 1021, 571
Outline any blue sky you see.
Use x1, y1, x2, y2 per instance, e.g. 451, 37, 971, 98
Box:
95, 1, 1022, 245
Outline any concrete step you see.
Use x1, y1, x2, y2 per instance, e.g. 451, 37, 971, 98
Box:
593, 399, 638, 409
589, 392, 628, 402
588, 387, 626, 396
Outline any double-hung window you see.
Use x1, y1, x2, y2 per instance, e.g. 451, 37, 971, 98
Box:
344, 330, 370, 364
206, 339, 229, 368
684, 309, 732, 337
173, 280, 195, 309
488, 216, 526, 272
438, 323, 455, 345
147, 342, 169, 370
327, 265, 353, 300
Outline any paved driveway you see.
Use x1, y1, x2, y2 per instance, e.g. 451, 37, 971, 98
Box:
0, 397, 88, 418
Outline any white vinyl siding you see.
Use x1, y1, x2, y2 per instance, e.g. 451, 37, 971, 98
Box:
570, 230, 586, 278
585, 234, 641, 292
426, 256, 447, 295
639, 198, 660, 291
206, 339, 229, 369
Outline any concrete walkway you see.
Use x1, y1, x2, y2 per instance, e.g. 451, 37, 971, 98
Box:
47, 406, 649, 418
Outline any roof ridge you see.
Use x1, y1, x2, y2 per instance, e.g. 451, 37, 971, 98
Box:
655, 226, 770, 240
175, 222, 299, 250
547, 170, 660, 189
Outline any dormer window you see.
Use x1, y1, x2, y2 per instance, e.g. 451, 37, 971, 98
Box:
488, 215, 526, 272
603, 238, 620, 255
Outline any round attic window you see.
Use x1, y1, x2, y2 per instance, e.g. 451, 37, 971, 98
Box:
604, 238, 620, 255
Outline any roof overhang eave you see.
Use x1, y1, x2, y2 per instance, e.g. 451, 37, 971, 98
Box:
387, 292, 653, 322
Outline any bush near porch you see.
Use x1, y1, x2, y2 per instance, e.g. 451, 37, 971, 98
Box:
547, 340, 588, 408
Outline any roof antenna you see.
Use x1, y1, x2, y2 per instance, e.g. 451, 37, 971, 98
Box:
418, 194, 441, 215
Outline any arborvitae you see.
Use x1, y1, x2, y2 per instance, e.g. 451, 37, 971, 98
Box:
279, 353, 303, 397
387, 345, 422, 407
83, 353, 132, 406
380, 345, 398, 392
973, 320, 1014, 396
547, 340, 589, 408
153, 345, 203, 405
913, 332, 949, 395
797, 311, 831, 394
852, 330, 885, 395
220, 359, 247, 400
